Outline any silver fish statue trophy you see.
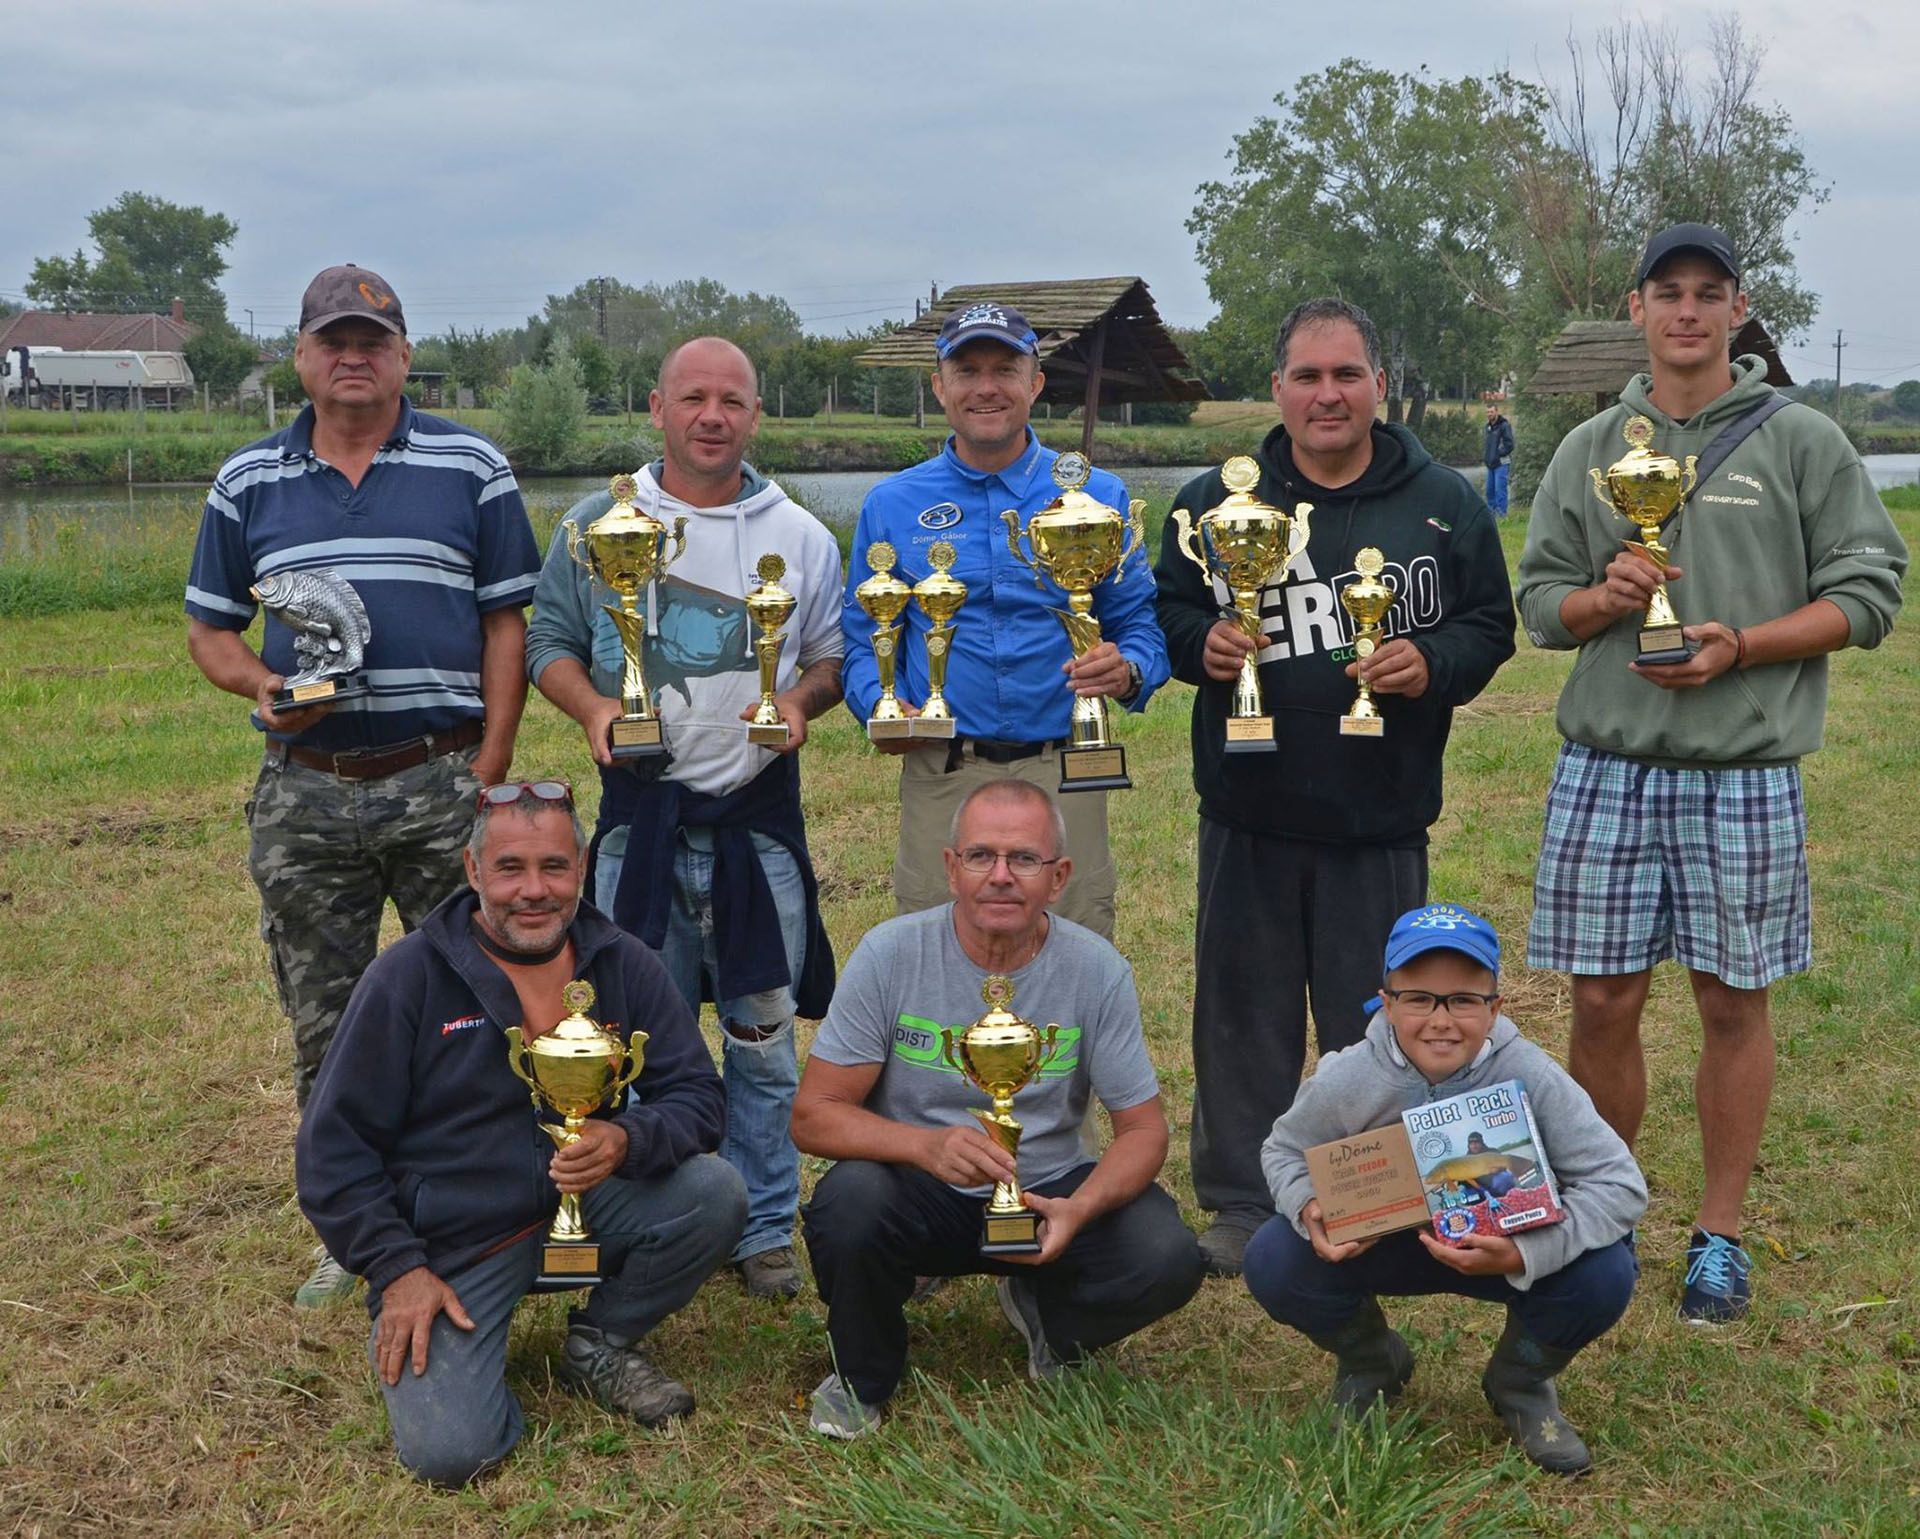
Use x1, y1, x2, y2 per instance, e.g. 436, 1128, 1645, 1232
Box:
250, 568, 373, 711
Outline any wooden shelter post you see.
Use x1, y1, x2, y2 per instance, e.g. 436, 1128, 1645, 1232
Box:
1079, 318, 1107, 459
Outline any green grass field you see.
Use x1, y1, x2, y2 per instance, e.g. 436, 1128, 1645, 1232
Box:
1, 511, 1916, 1535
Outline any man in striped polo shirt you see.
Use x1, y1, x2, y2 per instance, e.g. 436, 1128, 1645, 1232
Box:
186, 264, 541, 1309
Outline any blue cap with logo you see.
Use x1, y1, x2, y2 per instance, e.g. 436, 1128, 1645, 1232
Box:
936, 301, 1039, 360
1382, 903, 1501, 977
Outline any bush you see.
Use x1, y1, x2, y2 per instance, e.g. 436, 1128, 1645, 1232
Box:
1405, 409, 1479, 467
496, 338, 588, 470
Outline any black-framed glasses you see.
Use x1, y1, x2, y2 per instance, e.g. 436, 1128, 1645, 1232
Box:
954, 846, 1059, 878
475, 779, 574, 811
1383, 989, 1500, 1018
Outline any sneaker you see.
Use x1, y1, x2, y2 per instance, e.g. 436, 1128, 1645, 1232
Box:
808, 1372, 883, 1440
556, 1323, 695, 1426
1681, 1230, 1753, 1325
1196, 1219, 1257, 1278
293, 1245, 357, 1309
739, 1246, 802, 1300
995, 1276, 1062, 1381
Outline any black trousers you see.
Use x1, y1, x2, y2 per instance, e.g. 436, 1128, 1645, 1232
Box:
800, 1159, 1205, 1406
1189, 816, 1427, 1225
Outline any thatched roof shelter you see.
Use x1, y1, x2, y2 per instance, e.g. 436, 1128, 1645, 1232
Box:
1528, 318, 1792, 411
857, 276, 1207, 454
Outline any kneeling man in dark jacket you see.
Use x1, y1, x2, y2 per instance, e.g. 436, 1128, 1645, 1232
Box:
296, 781, 745, 1487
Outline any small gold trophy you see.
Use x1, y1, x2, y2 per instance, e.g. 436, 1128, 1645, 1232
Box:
745, 553, 797, 748
909, 540, 965, 740
855, 541, 914, 742
503, 981, 646, 1284
1169, 455, 1313, 754
941, 975, 1060, 1255
564, 474, 689, 759
1002, 452, 1146, 792
1588, 416, 1700, 665
1338, 548, 1396, 738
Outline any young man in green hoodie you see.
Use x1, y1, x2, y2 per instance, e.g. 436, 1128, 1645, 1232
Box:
1517, 223, 1908, 1324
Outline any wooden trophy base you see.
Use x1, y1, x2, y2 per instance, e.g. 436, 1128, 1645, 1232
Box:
909, 715, 956, 740
609, 716, 667, 761
1339, 713, 1384, 738
1223, 715, 1276, 754
273, 673, 369, 711
1059, 743, 1130, 793
979, 1207, 1042, 1256
1635, 621, 1697, 668
539, 1239, 603, 1288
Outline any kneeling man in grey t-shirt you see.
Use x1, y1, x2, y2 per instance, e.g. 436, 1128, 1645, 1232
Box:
791, 779, 1205, 1439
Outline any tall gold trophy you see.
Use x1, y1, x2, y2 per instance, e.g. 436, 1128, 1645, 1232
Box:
1169, 455, 1313, 754
503, 981, 646, 1284
744, 553, 797, 748
909, 541, 965, 740
855, 541, 914, 742
1589, 416, 1700, 665
1338, 548, 1396, 738
941, 976, 1060, 1255
1002, 452, 1146, 792
565, 473, 689, 760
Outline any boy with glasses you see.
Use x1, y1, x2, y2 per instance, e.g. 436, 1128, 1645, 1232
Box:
1242, 904, 1646, 1475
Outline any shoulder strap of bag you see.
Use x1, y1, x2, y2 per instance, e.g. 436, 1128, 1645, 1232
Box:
1689, 392, 1792, 493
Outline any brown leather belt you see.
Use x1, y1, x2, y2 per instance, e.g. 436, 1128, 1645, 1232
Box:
266, 718, 485, 782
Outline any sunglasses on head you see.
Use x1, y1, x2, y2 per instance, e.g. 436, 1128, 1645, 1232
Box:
475, 779, 574, 811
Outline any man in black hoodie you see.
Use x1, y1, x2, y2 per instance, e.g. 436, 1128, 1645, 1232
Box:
1154, 298, 1516, 1276
296, 783, 745, 1486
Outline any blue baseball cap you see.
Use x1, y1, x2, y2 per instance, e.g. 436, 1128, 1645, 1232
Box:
1382, 903, 1501, 977
935, 301, 1039, 360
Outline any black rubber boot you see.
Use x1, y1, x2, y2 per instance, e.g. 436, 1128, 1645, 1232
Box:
1308, 1298, 1414, 1421
1480, 1315, 1592, 1476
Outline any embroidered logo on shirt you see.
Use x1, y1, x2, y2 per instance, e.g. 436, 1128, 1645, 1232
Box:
1728, 473, 1764, 493
441, 1014, 487, 1036
918, 502, 963, 530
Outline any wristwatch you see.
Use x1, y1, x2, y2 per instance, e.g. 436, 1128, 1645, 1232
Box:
1117, 659, 1144, 705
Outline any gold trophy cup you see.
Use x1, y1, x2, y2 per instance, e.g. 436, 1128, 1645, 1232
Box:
941, 975, 1061, 1255
1002, 452, 1146, 792
909, 540, 965, 740
503, 980, 646, 1284
745, 553, 798, 748
1338, 548, 1396, 738
565, 473, 689, 759
1169, 455, 1313, 754
1589, 416, 1700, 665
855, 541, 915, 742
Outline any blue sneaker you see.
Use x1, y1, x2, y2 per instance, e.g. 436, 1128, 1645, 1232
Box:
1681, 1230, 1752, 1324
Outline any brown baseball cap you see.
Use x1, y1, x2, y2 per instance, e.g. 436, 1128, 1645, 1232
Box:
299, 264, 407, 335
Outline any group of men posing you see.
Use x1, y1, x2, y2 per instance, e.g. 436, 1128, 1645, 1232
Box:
185, 223, 1906, 1486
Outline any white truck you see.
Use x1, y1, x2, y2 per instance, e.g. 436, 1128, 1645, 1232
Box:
2, 346, 195, 408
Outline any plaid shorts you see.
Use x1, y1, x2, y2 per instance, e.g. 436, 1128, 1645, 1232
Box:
1527, 741, 1811, 990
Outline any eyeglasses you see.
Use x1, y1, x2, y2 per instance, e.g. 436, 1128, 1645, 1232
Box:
1383, 989, 1499, 1019
475, 779, 574, 811
953, 846, 1059, 878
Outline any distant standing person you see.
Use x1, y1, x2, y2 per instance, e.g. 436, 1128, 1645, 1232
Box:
1483, 400, 1515, 517
185, 264, 541, 1308
1516, 222, 1908, 1323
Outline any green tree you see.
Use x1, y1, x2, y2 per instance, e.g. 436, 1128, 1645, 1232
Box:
1890, 380, 1920, 418
182, 326, 257, 396
26, 192, 237, 325
497, 336, 587, 469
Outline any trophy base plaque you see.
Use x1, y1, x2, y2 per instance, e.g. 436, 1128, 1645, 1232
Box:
747, 721, 792, 748
1223, 715, 1276, 754
868, 716, 913, 742
540, 1239, 603, 1287
1059, 744, 1130, 793
1634, 622, 1697, 668
909, 715, 957, 740
1339, 713, 1385, 738
273, 673, 369, 711
609, 716, 667, 761
980, 1208, 1043, 1256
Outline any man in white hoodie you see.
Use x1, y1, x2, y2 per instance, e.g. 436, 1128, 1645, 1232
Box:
527, 337, 845, 1301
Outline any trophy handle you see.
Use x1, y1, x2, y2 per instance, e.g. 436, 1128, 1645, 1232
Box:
1680, 455, 1699, 498
665, 515, 690, 571
1587, 466, 1614, 510
502, 1028, 541, 1109
1286, 503, 1313, 571
609, 1027, 648, 1102
1170, 507, 1205, 573
1115, 498, 1147, 581
1000, 509, 1043, 588
564, 518, 591, 577
941, 1027, 961, 1073
1037, 1023, 1060, 1072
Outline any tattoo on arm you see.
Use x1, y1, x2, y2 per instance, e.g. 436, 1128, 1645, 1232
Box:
786, 657, 845, 720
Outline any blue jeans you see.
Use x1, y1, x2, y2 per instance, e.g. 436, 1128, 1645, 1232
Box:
1485, 462, 1510, 517
1242, 1216, 1637, 1354
597, 825, 805, 1263
370, 1154, 746, 1487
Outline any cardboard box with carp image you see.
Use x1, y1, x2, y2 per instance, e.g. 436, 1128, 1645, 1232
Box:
1305, 1079, 1565, 1246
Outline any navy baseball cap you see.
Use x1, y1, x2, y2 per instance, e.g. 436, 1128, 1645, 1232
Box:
935, 301, 1039, 360
1635, 223, 1741, 289
1382, 903, 1501, 977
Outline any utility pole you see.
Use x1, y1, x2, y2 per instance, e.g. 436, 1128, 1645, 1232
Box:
245, 309, 255, 341
1833, 329, 1846, 424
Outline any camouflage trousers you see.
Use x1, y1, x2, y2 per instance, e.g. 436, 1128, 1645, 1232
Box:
246, 747, 483, 1107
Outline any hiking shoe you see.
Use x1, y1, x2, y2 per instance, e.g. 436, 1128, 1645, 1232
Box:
556, 1323, 695, 1427
1197, 1219, 1257, 1278
293, 1245, 357, 1309
1681, 1230, 1753, 1325
808, 1373, 883, 1440
995, 1276, 1062, 1381
739, 1246, 802, 1300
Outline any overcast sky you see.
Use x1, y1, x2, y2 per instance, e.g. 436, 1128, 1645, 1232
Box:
6, 0, 1916, 383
